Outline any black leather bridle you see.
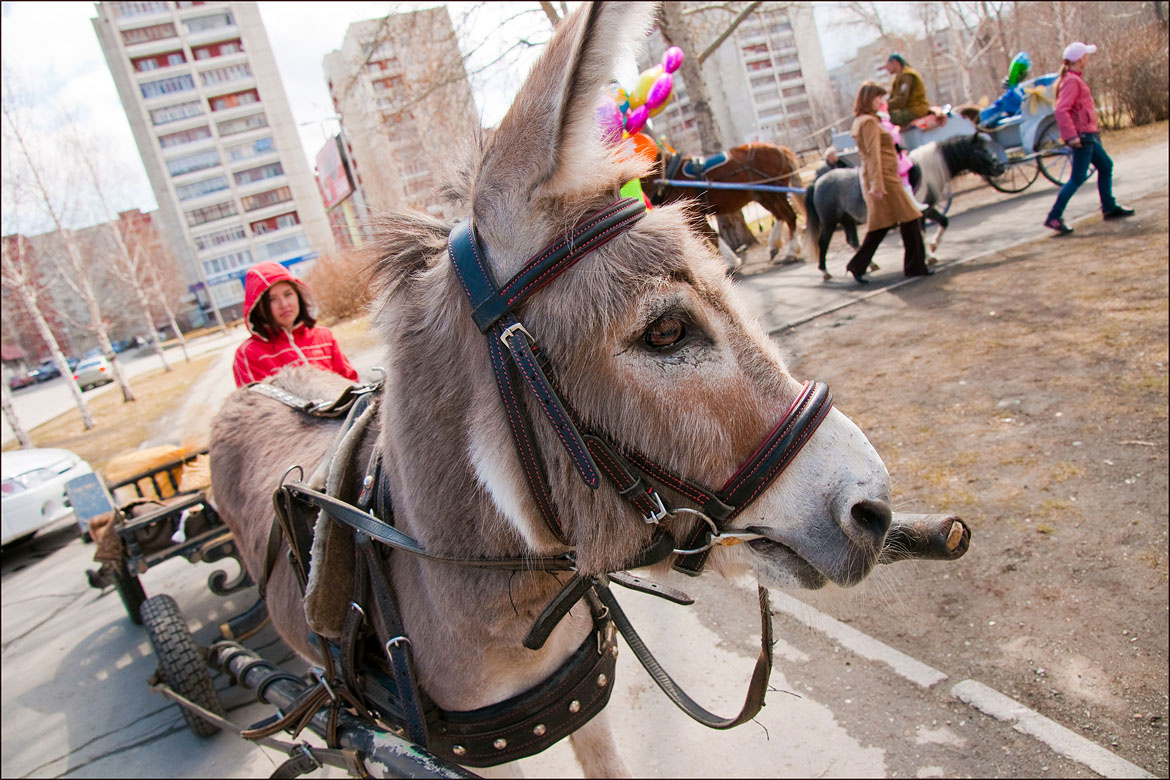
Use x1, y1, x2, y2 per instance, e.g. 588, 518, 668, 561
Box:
447, 196, 834, 577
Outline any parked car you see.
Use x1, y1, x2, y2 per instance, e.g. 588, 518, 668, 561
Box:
73, 355, 114, 391
67, 357, 80, 372
29, 360, 61, 383
1, 448, 95, 546
8, 372, 35, 391
110, 339, 133, 353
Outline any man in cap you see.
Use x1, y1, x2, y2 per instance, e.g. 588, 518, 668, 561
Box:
882, 54, 931, 128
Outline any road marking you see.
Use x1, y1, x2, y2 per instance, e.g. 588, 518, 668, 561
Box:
769, 589, 948, 688
952, 679, 1155, 779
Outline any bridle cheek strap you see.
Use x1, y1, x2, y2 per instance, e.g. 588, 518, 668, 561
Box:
446, 198, 833, 576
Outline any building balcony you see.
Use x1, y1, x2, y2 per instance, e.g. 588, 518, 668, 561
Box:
183, 22, 240, 47
133, 60, 192, 81
112, 4, 173, 29
233, 173, 288, 196
121, 35, 185, 58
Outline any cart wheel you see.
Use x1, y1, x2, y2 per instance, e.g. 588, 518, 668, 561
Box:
987, 154, 1040, 193
114, 564, 146, 625
140, 594, 225, 737
1036, 120, 1095, 186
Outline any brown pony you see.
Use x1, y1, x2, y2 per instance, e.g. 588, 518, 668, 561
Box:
643, 141, 806, 266
210, 3, 965, 776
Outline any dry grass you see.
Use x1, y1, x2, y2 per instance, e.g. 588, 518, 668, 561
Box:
3, 354, 216, 476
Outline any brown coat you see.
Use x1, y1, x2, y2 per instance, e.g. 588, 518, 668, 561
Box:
852, 113, 921, 231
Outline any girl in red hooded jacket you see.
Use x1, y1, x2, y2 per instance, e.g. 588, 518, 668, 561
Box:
232, 261, 359, 388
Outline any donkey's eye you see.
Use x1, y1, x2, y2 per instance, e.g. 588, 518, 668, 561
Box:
643, 315, 687, 350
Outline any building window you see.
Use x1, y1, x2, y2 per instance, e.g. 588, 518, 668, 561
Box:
209, 88, 260, 112
192, 38, 243, 60
249, 211, 299, 235
176, 1, 206, 8
140, 74, 196, 100
175, 175, 229, 201
745, 58, 773, 72
233, 162, 284, 186
193, 224, 247, 252
121, 22, 176, 45
203, 248, 253, 277
256, 233, 309, 261
200, 62, 252, 86
782, 86, 805, 98
757, 106, 782, 120
114, 1, 170, 17
150, 99, 203, 125
227, 136, 275, 162
166, 148, 220, 176
741, 43, 768, 56
158, 124, 212, 148
186, 200, 238, 227
132, 50, 186, 72
184, 11, 234, 34
216, 112, 268, 137
240, 186, 292, 212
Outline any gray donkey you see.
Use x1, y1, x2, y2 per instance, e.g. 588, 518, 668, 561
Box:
210, 3, 968, 776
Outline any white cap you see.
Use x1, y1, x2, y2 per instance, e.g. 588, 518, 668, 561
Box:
1062, 42, 1097, 62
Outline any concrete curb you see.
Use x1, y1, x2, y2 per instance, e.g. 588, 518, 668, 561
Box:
773, 591, 1156, 777
952, 680, 1156, 779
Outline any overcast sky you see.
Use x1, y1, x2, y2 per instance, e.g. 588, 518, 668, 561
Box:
0, 1, 894, 232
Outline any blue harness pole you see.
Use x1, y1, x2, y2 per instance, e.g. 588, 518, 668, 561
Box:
654, 179, 807, 195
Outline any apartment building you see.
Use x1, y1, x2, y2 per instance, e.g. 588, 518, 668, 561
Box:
323, 7, 477, 219
92, 1, 332, 320
641, 2, 834, 156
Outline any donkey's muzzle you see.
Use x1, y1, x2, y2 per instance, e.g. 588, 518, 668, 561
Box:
878, 513, 970, 564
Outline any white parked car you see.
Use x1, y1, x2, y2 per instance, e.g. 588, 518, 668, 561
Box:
1, 448, 95, 546
73, 355, 114, 391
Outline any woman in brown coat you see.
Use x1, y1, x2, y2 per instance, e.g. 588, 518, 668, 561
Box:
846, 82, 931, 284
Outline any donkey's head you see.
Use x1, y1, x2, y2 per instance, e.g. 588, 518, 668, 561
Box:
375, 2, 893, 591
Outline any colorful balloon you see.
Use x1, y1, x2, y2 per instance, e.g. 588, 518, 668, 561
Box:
624, 104, 649, 136
644, 72, 674, 110
662, 46, 684, 74
628, 65, 663, 108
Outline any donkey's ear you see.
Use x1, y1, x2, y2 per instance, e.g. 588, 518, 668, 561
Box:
473, 2, 656, 255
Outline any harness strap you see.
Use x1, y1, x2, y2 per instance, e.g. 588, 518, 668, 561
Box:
358, 532, 431, 747
282, 483, 577, 570
596, 582, 775, 730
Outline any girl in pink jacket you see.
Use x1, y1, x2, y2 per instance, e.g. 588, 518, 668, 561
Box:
232, 262, 359, 388
1044, 42, 1135, 234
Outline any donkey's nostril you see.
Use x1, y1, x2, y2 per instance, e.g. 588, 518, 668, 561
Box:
850, 499, 892, 543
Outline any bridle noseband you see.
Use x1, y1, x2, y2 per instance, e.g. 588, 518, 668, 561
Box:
447, 197, 834, 573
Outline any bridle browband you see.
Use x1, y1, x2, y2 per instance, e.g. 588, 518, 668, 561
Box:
447, 196, 834, 574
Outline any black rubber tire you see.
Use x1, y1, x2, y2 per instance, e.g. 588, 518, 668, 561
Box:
114, 565, 146, 625
140, 594, 224, 737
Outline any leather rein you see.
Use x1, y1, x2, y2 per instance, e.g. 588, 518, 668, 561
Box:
250, 197, 833, 768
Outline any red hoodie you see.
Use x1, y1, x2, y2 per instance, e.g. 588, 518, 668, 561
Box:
231, 262, 359, 388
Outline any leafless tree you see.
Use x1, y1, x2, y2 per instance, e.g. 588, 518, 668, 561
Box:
1, 71, 135, 403
658, 1, 766, 250
0, 235, 97, 429
1, 380, 32, 448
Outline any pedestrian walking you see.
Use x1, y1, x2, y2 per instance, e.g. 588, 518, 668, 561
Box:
846, 82, 931, 284
232, 262, 359, 387
1044, 42, 1135, 234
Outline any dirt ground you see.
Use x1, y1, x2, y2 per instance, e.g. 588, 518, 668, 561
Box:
769, 189, 1169, 775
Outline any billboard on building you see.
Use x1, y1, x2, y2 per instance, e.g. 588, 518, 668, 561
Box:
316, 135, 353, 210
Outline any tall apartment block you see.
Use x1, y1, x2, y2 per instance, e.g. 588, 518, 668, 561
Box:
92, 1, 332, 320
323, 7, 477, 220
641, 2, 833, 155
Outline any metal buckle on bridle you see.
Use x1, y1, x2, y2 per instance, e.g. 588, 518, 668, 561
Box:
670, 508, 764, 555
641, 490, 669, 524
500, 321, 534, 349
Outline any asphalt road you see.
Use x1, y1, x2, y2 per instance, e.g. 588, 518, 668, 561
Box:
1, 139, 1165, 778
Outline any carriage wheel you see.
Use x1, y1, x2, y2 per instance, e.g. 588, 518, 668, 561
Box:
140, 594, 225, 737
987, 154, 1039, 193
114, 563, 146, 625
1036, 120, 1096, 186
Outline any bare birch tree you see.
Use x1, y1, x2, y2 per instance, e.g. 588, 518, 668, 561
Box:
1, 81, 135, 403
1, 381, 32, 448
0, 236, 97, 429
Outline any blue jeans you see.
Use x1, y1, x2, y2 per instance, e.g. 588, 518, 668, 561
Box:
1047, 132, 1116, 221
